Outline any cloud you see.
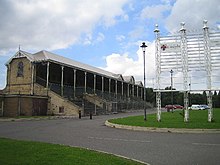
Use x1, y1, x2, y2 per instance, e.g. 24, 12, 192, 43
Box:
0, 0, 128, 53
140, 4, 171, 21
82, 32, 105, 45
102, 41, 156, 86
162, 0, 220, 90
165, 0, 220, 32
128, 26, 145, 40
0, 67, 6, 89
96, 33, 105, 43
116, 35, 126, 42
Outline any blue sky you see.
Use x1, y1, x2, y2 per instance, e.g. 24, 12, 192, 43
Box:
0, 0, 219, 90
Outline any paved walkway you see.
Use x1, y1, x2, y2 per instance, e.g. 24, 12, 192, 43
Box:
0, 109, 220, 165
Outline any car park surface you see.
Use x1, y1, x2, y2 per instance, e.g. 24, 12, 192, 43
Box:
0, 110, 220, 165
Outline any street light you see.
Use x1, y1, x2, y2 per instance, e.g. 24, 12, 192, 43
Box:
170, 69, 174, 113
189, 82, 191, 107
140, 42, 147, 120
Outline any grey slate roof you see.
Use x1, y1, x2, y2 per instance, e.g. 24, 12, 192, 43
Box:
123, 76, 135, 84
6, 50, 143, 86
34, 50, 122, 79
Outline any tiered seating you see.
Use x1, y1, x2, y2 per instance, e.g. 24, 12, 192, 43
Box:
35, 77, 152, 116
82, 88, 153, 115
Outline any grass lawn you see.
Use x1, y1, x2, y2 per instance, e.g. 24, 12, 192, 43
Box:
109, 109, 220, 129
0, 138, 144, 165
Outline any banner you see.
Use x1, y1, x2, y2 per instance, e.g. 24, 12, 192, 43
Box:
160, 42, 181, 53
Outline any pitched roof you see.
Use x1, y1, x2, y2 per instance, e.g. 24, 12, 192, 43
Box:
6, 50, 143, 85
35, 50, 122, 79
5, 50, 34, 65
123, 76, 135, 84
135, 81, 143, 86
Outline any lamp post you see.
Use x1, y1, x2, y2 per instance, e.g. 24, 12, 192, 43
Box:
140, 42, 147, 121
170, 69, 174, 113
189, 83, 191, 107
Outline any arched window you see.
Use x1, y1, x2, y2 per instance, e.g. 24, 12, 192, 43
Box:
17, 61, 24, 77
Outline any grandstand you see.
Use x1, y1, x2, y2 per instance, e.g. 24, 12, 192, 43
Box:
0, 50, 151, 117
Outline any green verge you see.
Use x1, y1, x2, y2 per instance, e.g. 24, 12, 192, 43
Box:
109, 109, 220, 129
0, 138, 143, 165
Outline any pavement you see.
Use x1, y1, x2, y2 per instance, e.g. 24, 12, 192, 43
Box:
105, 120, 220, 134
0, 109, 220, 165
2, 112, 220, 134
0, 115, 78, 122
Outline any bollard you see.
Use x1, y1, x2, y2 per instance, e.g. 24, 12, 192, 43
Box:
79, 110, 81, 119
90, 112, 92, 120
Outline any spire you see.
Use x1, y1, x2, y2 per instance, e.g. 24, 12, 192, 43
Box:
18, 45, 21, 56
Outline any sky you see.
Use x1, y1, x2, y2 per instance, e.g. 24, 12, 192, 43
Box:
0, 0, 220, 91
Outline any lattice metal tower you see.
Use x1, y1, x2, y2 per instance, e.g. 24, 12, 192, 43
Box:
154, 20, 220, 123
154, 24, 162, 122
180, 22, 189, 122
203, 20, 213, 122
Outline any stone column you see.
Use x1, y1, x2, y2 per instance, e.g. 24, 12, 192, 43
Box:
84, 72, 87, 93
46, 62, 50, 89
73, 69, 76, 98
127, 84, 129, 97
31, 62, 35, 95
6, 65, 11, 92
121, 82, 123, 97
109, 79, 111, 94
132, 84, 134, 97
115, 80, 117, 98
94, 74, 96, 94
102, 76, 104, 96
61, 66, 64, 96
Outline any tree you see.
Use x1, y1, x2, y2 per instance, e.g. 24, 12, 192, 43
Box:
190, 93, 204, 105
148, 87, 219, 108
161, 87, 171, 107
217, 91, 220, 108
146, 88, 155, 105
202, 91, 207, 104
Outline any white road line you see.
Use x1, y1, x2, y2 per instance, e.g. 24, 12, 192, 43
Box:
192, 143, 220, 146
88, 136, 151, 143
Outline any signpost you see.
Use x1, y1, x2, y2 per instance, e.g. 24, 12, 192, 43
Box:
154, 20, 220, 122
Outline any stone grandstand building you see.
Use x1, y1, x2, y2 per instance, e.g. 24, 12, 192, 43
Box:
0, 50, 150, 117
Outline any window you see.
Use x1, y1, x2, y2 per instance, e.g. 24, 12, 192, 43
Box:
17, 61, 24, 77
59, 106, 64, 113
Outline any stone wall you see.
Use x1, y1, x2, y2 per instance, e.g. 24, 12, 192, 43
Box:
3, 57, 83, 117
2, 95, 48, 117
6, 57, 33, 95
0, 96, 4, 116
49, 91, 82, 116
33, 83, 48, 96
3, 97, 19, 117
33, 84, 82, 116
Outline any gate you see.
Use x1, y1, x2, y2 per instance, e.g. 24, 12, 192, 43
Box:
33, 98, 48, 116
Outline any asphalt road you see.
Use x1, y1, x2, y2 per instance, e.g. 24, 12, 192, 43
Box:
0, 110, 220, 165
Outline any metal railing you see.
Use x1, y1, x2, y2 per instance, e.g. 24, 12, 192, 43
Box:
35, 76, 151, 115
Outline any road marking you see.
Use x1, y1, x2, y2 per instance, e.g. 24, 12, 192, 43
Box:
192, 143, 220, 146
88, 136, 151, 143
